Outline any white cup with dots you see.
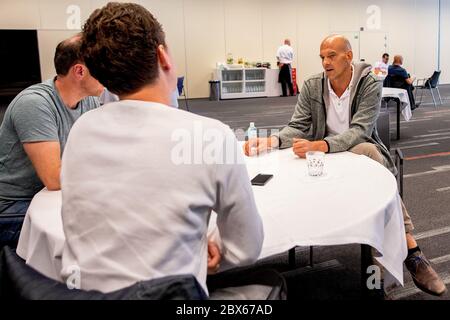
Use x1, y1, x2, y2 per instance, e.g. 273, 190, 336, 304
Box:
306, 151, 325, 176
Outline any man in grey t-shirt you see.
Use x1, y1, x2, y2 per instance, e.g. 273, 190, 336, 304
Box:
0, 34, 103, 245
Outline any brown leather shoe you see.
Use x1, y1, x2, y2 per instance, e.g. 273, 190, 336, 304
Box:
405, 251, 447, 296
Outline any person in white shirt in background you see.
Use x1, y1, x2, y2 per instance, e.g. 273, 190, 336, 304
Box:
276, 39, 295, 96
373, 53, 389, 75
60, 2, 263, 295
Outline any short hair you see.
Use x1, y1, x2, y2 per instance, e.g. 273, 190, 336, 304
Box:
382, 53, 389, 58
54, 34, 83, 76
321, 34, 352, 52
81, 2, 166, 96
393, 55, 403, 64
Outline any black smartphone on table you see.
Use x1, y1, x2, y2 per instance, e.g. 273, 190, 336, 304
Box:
251, 174, 274, 186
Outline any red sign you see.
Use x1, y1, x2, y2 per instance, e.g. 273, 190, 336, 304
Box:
291, 68, 298, 95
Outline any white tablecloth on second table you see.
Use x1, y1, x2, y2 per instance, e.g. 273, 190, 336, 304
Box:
382, 87, 412, 121
17, 149, 407, 288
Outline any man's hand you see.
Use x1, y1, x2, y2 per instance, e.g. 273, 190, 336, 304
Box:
292, 138, 328, 158
207, 241, 221, 275
406, 77, 415, 85
243, 136, 279, 156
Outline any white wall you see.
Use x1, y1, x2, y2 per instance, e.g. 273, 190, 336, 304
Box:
440, 0, 450, 83
413, 0, 439, 80
297, 0, 330, 82
141, 0, 187, 85
37, 30, 80, 80
0, 0, 40, 29
183, 0, 225, 99
262, 0, 298, 70
0, 0, 447, 98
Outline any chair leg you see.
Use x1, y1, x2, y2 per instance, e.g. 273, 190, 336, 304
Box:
184, 96, 189, 111
436, 86, 443, 105
288, 247, 296, 268
416, 86, 424, 106
395, 148, 404, 199
396, 98, 400, 140
429, 84, 437, 107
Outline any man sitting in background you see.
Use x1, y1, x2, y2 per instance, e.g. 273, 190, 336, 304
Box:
0, 34, 103, 245
60, 2, 263, 295
374, 53, 389, 75
385, 55, 418, 109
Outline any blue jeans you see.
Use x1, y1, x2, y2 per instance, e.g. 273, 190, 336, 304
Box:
0, 200, 31, 248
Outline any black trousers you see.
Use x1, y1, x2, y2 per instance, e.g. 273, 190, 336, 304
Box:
278, 64, 294, 96
207, 267, 287, 300
0, 200, 30, 249
406, 85, 417, 109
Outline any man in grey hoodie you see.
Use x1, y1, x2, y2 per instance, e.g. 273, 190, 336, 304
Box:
244, 34, 446, 297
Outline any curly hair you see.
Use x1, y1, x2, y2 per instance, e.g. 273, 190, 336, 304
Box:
81, 2, 166, 95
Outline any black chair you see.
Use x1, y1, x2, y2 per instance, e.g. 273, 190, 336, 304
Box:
207, 267, 287, 300
414, 71, 443, 107
383, 74, 407, 89
0, 246, 288, 300
376, 106, 404, 198
0, 246, 207, 300
177, 76, 189, 111
384, 74, 417, 110
377, 110, 391, 151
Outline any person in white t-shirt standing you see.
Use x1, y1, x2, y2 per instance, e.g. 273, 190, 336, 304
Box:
276, 39, 295, 96
373, 53, 389, 75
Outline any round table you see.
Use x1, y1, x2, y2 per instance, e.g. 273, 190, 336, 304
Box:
17, 148, 407, 287
210, 148, 407, 286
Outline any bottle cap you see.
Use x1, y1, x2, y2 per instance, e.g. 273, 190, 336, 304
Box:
250, 122, 255, 127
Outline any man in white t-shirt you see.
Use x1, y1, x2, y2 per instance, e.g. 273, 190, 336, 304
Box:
373, 53, 389, 75
276, 39, 295, 96
60, 2, 263, 295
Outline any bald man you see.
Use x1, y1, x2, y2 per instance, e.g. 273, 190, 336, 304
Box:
276, 39, 295, 96
245, 34, 446, 296
386, 55, 418, 109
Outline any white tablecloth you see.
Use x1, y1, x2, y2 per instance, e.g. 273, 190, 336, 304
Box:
265, 69, 282, 97
16, 189, 64, 281
17, 149, 407, 287
382, 87, 412, 121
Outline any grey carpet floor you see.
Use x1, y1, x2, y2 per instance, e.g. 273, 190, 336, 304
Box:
1, 85, 449, 300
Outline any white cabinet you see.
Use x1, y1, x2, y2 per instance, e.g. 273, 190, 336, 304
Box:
218, 67, 267, 99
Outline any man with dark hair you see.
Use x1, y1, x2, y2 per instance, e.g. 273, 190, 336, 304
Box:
245, 35, 446, 296
0, 34, 103, 245
374, 53, 389, 75
60, 2, 263, 295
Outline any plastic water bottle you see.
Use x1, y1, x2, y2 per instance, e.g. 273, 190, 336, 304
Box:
247, 122, 258, 156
